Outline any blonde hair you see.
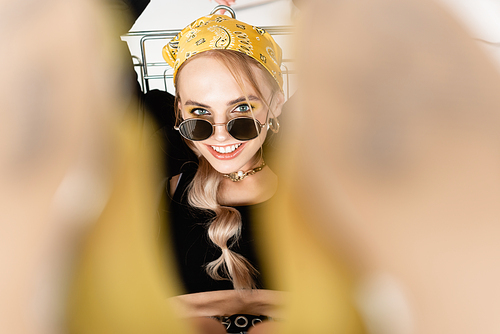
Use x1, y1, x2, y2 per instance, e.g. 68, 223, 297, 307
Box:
174, 50, 281, 289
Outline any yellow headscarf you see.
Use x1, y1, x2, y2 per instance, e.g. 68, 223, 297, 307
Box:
162, 13, 283, 90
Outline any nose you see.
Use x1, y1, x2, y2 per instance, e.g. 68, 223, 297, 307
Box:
212, 123, 230, 142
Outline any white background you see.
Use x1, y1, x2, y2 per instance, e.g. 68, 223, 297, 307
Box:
122, 0, 500, 94
122, 0, 296, 94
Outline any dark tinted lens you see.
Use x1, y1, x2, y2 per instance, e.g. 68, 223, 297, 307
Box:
179, 119, 213, 141
227, 118, 261, 140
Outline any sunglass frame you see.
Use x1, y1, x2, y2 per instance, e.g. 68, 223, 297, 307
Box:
174, 116, 267, 141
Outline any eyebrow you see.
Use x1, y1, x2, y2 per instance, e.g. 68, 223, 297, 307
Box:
227, 95, 260, 106
183, 95, 261, 109
184, 100, 211, 108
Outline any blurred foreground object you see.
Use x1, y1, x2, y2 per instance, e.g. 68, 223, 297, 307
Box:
0, 0, 187, 333
270, 0, 500, 333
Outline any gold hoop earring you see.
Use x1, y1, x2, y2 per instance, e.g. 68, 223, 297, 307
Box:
268, 117, 280, 134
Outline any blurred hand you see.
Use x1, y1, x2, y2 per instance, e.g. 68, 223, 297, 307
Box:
214, 0, 235, 5
212, 0, 235, 14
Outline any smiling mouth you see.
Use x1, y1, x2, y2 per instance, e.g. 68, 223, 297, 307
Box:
207, 143, 245, 159
211, 143, 242, 154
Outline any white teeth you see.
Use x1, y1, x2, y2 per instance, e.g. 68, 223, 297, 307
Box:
211, 144, 241, 154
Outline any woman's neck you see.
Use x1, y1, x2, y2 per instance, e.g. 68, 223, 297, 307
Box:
218, 165, 278, 206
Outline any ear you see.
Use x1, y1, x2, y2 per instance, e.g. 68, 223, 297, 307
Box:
174, 97, 184, 126
176, 98, 183, 116
271, 91, 285, 118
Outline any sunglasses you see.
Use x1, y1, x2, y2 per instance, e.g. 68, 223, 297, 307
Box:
174, 117, 266, 141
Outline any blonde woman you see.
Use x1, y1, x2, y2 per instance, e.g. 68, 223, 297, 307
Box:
160, 9, 286, 334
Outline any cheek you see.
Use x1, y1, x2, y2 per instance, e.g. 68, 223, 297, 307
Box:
257, 128, 269, 145
183, 139, 203, 157
191, 141, 205, 154
180, 110, 190, 120
243, 131, 267, 156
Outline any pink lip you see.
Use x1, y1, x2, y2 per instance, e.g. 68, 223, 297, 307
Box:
205, 143, 246, 160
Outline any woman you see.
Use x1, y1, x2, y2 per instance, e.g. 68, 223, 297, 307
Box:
161, 10, 286, 334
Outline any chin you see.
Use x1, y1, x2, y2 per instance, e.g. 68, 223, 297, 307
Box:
209, 162, 244, 175
205, 155, 256, 175
198, 144, 262, 175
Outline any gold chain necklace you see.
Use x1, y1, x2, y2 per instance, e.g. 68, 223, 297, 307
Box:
223, 161, 266, 182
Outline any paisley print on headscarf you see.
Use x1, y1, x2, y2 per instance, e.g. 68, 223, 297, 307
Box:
162, 13, 283, 90
253, 26, 266, 35
191, 18, 207, 29
235, 31, 253, 56
214, 16, 228, 23
266, 46, 278, 65
185, 51, 198, 60
195, 38, 206, 46
208, 26, 233, 49
260, 54, 267, 64
186, 29, 200, 42
165, 40, 179, 63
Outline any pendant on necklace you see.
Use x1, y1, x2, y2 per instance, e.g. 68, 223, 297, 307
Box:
223, 161, 266, 182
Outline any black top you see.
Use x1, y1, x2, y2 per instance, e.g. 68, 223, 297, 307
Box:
167, 163, 267, 294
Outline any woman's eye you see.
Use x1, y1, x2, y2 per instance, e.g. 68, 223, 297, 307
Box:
234, 104, 252, 113
191, 108, 210, 116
